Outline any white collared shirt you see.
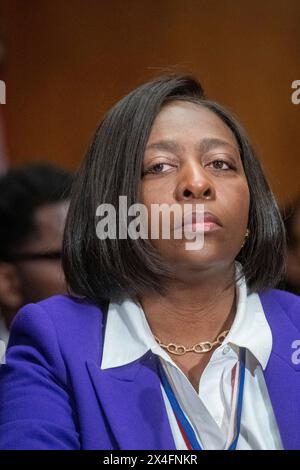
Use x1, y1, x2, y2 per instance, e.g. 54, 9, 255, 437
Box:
100, 262, 283, 450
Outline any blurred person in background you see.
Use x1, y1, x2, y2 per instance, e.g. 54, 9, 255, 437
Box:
281, 197, 300, 295
0, 163, 73, 359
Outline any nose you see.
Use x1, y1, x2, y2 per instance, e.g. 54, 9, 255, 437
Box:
174, 162, 215, 201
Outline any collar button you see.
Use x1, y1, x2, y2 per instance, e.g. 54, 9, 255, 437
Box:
222, 345, 231, 355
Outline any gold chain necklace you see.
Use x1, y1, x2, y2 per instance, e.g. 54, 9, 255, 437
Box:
154, 329, 230, 355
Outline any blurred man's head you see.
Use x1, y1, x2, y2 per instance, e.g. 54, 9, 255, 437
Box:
0, 163, 73, 327
283, 196, 300, 295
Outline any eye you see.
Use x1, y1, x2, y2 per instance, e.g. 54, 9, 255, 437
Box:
142, 162, 175, 176
207, 160, 232, 170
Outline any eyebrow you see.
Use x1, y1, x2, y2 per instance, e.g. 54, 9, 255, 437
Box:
145, 137, 240, 155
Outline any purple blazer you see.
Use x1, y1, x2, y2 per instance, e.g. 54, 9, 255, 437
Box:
0, 288, 299, 450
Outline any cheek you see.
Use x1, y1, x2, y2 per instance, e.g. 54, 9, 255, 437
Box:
223, 177, 249, 209
140, 181, 175, 233
220, 182, 250, 239
236, 183, 250, 222
140, 179, 174, 206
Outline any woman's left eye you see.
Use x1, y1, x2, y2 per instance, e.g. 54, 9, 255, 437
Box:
207, 160, 232, 170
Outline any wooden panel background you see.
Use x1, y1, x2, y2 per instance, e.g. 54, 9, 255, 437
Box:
0, 0, 299, 205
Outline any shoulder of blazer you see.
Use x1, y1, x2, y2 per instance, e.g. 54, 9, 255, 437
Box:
259, 288, 300, 333
10, 294, 109, 364
35, 293, 108, 321
12, 294, 108, 327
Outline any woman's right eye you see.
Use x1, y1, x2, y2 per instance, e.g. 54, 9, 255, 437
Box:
143, 162, 174, 175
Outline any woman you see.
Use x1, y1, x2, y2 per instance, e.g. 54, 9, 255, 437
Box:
0, 75, 299, 450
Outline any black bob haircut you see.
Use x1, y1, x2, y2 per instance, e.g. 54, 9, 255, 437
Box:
63, 75, 286, 304
282, 196, 300, 248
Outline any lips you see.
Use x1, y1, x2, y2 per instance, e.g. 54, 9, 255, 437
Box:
184, 211, 222, 233
172, 209, 223, 231
188, 211, 222, 227
202, 211, 222, 227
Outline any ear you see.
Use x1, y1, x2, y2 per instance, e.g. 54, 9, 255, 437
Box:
0, 262, 24, 310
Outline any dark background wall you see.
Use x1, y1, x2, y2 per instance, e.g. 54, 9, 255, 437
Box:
0, 0, 299, 205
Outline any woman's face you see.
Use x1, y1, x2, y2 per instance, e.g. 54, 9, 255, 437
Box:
140, 101, 250, 277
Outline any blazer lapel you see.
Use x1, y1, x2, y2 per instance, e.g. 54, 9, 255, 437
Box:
260, 291, 300, 450
86, 350, 176, 450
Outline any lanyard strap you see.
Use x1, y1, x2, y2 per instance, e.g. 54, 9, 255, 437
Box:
158, 347, 246, 450
228, 347, 246, 450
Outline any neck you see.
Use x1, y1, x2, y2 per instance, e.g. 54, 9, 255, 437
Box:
138, 263, 237, 346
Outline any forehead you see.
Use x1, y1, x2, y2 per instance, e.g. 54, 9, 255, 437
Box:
148, 100, 238, 149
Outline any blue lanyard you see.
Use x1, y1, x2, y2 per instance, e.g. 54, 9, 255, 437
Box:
158, 347, 246, 450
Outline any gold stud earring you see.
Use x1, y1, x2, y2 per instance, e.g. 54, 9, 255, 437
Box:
241, 228, 250, 248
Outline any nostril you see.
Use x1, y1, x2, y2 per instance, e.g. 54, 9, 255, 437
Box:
203, 188, 211, 198
183, 189, 192, 198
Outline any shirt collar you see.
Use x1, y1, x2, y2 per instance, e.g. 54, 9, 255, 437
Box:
222, 265, 272, 369
100, 262, 272, 371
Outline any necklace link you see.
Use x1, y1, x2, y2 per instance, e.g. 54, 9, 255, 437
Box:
154, 329, 230, 355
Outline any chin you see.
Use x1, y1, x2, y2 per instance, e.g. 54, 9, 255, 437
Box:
164, 248, 223, 268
